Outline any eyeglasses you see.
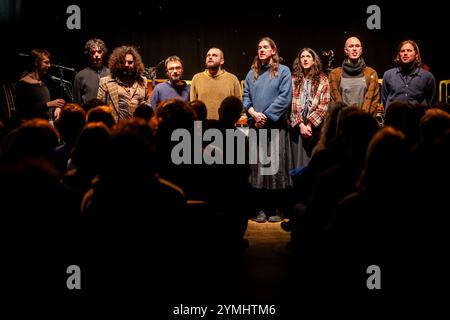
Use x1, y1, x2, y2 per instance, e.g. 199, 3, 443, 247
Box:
168, 66, 182, 71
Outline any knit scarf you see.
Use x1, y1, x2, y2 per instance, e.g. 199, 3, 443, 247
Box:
300, 79, 312, 123
342, 58, 366, 78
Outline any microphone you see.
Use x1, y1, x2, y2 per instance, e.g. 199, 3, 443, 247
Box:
145, 60, 165, 79
147, 60, 165, 71
156, 59, 164, 68
19, 53, 76, 72
51, 63, 76, 72
50, 76, 72, 84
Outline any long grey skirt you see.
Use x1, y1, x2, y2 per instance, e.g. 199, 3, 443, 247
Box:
248, 127, 293, 190
291, 134, 311, 170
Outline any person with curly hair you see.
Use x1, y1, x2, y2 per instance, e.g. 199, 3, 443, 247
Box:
290, 48, 329, 167
74, 38, 110, 106
382, 39, 436, 111
97, 45, 150, 122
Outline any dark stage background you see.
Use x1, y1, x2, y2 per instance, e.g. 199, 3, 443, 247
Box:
0, 0, 449, 314
0, 0, 449, 90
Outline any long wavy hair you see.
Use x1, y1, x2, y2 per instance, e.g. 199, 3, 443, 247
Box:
394, 40, 421, 67
292, 48, 324, 94
251, 37, 280, 81
109, 46, 145, 85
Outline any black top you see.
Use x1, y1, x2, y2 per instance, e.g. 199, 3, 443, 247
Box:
73, 66, 110, 105
15, 80, 51, 120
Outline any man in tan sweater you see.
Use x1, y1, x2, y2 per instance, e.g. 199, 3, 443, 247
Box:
190, 47, 242, 120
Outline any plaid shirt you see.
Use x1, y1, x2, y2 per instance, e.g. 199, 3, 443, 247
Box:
290, 73, 329, 128
97, 75, 150, 122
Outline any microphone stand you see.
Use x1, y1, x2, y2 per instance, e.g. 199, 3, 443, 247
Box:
49, 65, 74, 124
328, 51, 334, 74
56, 65, 74, 103
144, 60, 164, 89
52, 63, 76, 72
322, 50, 335, 75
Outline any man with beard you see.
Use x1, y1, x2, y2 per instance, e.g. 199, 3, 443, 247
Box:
329, 37, 383, 119
150, 56, 190, 109
97, 45, 150, 122
190, 47, 242, 120
382, 40, 436, 111
74, 38, 110, 107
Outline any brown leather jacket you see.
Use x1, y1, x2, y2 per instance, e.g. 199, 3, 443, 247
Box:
329, 66, 383, 115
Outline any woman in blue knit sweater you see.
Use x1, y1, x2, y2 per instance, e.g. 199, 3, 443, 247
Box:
243, 37, 293, 223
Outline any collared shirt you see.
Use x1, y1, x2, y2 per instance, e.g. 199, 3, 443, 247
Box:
382, 66, 436, 110
290, 73, 329, 128
117, 79, 140, 119
97, 75, 150, 122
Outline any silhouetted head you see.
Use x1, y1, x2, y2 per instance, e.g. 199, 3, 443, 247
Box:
358, 126, 410, 195
55, 103, 86, 144
0, 118, 59, 164
87, 105, 116, 129
70, 121, 111, 171
188, 100, 207, 121
219, 96, 243, 126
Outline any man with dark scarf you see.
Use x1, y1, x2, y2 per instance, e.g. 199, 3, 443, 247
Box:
329, 37, 383, 119
381, 40, 436, 111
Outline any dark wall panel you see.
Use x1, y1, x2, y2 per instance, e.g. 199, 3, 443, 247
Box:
1, 0, 448, 85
